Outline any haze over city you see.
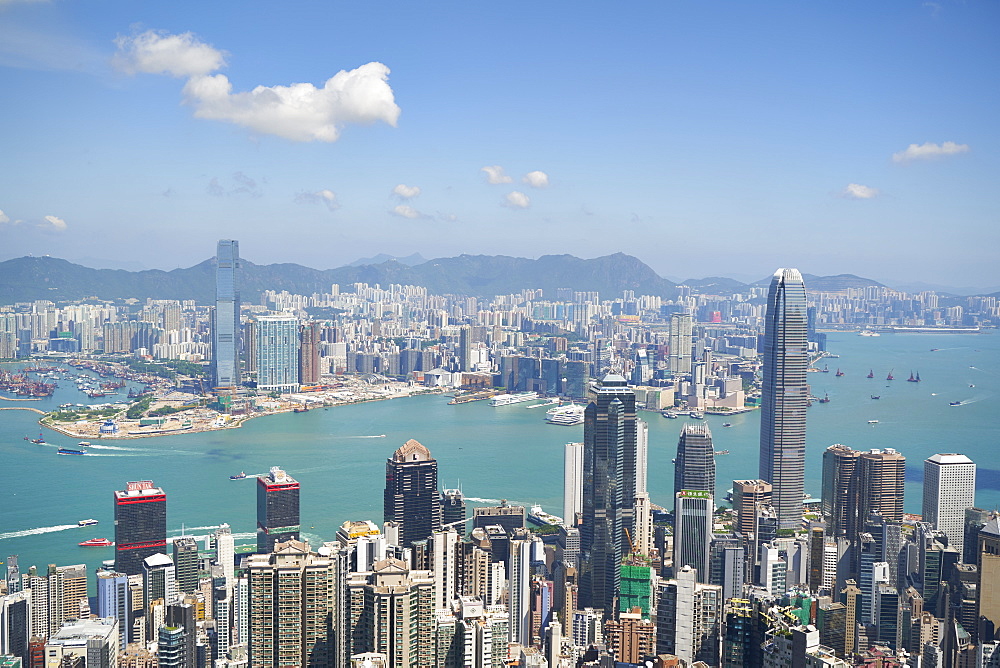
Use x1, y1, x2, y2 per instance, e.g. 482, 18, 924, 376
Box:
1, 1, 997, 289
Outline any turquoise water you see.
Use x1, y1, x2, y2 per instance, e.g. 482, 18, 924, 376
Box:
0, 332, 996, 575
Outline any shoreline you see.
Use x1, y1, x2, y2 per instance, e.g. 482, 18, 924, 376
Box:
37, 387, 449, 441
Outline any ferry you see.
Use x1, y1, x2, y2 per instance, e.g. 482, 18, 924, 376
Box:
490, 392, 538, 407
78, 538, 113, 547
868, 420, 879, 424
546, 404, 585, 426
661, 411, 679, 419
57, 446, 88, 455
858, 330, 880, 337
871, 395, 880, 400
77, 519, 99, 527
229, 472, 248, 480
527, 505, 563, 527
689, 411, 705, 419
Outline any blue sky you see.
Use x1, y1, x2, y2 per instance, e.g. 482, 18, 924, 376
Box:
1, 1, 997, 288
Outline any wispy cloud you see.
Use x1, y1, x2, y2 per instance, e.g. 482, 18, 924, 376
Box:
390, 204, 428, 219
296, 189, 339, 212
841, 183, 880, 199
0, 209, 9, 224
481, 165, 513, 184
522, 171, 550, 188
392, 184, 421, 200
114, 29, 400, 143
207, 172, 264, 197
503, 191, 530, 209
892, 141, 969, 164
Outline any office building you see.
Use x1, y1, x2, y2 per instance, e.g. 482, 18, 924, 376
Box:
214, 524, 235, 585
254, 314, 300, 393
211, 239, 241, 391
758, 268, 809, 531
922, 453, 976, 561
821, 445, 861, 538
246, 541, 336, 667
94, 571, 129, 651
581, 374, 637, 617
440, 489, 466, 530
384, 439, 443, 547
673, 423, 716, 497
256, 466, 300, 553
732, 479, 771, 537
674, 491, 713, 582
857, 449, 906, 526
564, 442, 584, 527
298, 321, 322, 385
142, 553, 177, 611
0, 590, 29, 663
114, 481, 167, 577
977, 517, 1000, 638
171, 538, 198, 595
472, 502, 525, 535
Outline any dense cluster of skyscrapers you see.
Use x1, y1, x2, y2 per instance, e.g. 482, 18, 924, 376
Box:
1, 248, 996, 667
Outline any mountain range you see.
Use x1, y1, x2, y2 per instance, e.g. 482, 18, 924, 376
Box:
0, 253, 908, 305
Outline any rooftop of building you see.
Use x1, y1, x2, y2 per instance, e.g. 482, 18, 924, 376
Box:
391, 438, 432, 463
925, 453, 975, 465
47, 618, 118, 644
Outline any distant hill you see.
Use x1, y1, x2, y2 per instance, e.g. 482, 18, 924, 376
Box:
802, 274, 885, 292
348, 252, 426, 267
0, 253, 680, 304
681, 276, 749, 293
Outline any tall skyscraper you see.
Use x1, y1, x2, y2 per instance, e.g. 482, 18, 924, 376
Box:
580, 374, 637, 618
758, 268, 809, 531
384, 439, 443, 547
256, 466, 300, 553
731, 480, 771, 537
821, 444, 861, 537
298, 321, 322, 386
114, 480, 167, 576
563, 442, 584, 527
668, 313, 693, 375
674, 490, 713, 581
254, 314, 300, 393
922, 453, 976, 561
171, 538, 199, 594
211, 240, 241, 391
673, 423, 716, 498
856, 449, 906, 527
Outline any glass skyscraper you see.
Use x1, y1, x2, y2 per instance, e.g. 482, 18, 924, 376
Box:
673, 423, 716, 498
758, 268, 809, 531
256, 466, 300, 553
212, 239, 241, 391
254, 314, 300, 393
113, 480, 167, 576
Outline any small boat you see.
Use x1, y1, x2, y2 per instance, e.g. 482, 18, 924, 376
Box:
79, 538, 113, 547
57, 447, 88, 455
714, 450, 730, 455
871, 395, 880, 400
818, 393, 831, 404
821, 365, 830, 373
907, 371, 920, 383
868, 420, 879, 424
867, 370, 874, 379
229, 472, 247, 480
689, 411, 705, 419
24, 433, 45, 444
886, 370, 894, 381
722, 423, 732, 427
293, 407, 309, 413
662, 411, 679, 419
77, 519, 99, 527
970, 384, 975, 388
835, 369, 844, 377
950, 401, 962, 406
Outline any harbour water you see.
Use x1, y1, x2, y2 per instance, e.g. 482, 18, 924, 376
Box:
0, 332, 996, 575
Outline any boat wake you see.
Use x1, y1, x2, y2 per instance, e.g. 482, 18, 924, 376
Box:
87, 444, 143, 451
0, 524, 78, 541
334, 435, 388, 439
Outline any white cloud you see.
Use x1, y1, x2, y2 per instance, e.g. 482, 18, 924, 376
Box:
392, 184, 421, 200
522, 170, 550, 188
892, 141, 969, 163
296, 189, 339, 212
842, 183, 880, 199
503, 191, 531, 209
114, 30, 226, 78
390, 204, 427, 219
41, 215, 67, 231
114, 30, 400, 143
0, 209, 9, 224
481, 165, 513, 184
208, 172, 263, 197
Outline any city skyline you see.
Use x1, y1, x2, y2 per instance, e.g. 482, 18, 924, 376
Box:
1, 2, 997, 288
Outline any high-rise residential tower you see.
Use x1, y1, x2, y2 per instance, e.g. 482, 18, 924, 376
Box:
758, 268, 809, 531
668, 313, 693, 376
564, 442, 584, 527
298, 321, 322, 386
923, 453, 976, 560
211, 239, 241, 391
673, 423, 716, 498
254, 314, 300, 393
384, 439, 443, 547
256, 466, 300, 553
114, 480, 167, 576
580, 374, 637, 618
821, 444, 862, 537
